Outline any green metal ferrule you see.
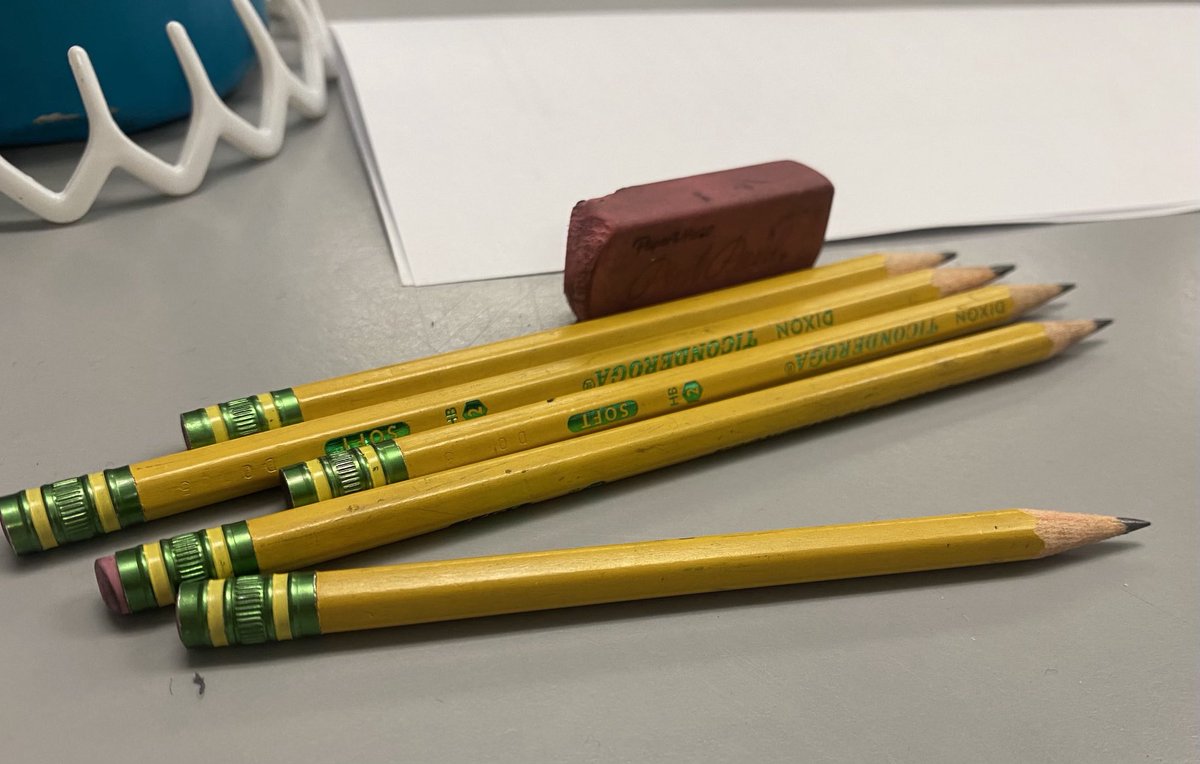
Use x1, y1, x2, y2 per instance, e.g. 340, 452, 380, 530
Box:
223, 521, 260, 575
2, 467, 141, 555
175, 580, 212, 647
43, 477, 101, 543
177, 572, 320, 648
219, 396, 268, 441
280, 463, 318, 508
160, 531, 215, 589
114, 546, 159, 613
229, 575, 271, 645
0, 491, 40, 555
373, 440, 410, 483
323, 449, 370, 497
179, 408, 216, 449
105, 467, 144, 527
271, 388, 304, 426
288, 572, 321, 639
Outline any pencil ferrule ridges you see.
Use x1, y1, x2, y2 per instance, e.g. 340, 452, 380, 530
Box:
167, 533, 208, 584
231, 576, 270, 645
46, 478, 94, 543
221, 397, 265, 440
327, 450, 364, 495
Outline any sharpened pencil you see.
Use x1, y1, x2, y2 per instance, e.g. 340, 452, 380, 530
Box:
180, 251, 955, 447
98, 319, 1107, 613
173, 509, 1147, 647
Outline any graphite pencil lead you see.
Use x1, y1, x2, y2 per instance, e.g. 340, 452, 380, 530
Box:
940, 251, 958, 262
1118, 517, 1151, 533
990, 264, 1017, 277
1058, 282, 1076, 294
1094, 318, 1114, 331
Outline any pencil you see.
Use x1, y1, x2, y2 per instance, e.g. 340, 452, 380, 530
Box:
279, 282, 1068, 507
99, 320, 1107, 613
2, 264, 998, 554
179, 250, 952, 448
174, 509, 1148, 647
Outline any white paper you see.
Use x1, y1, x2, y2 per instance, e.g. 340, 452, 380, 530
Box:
333, 6, 1200, 286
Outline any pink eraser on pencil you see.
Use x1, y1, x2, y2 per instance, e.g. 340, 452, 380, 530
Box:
95, 555, 131, 615
564, 160, 834, 320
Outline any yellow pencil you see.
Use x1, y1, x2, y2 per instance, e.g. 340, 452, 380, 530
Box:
174, 509, 1148, 647
98, 320, 1107, 613
2, 265, 999, 554
180, 251, 951, 448
279, 282, 1067, 507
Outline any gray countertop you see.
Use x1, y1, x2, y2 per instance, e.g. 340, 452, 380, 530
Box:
1, 2, 1196, 762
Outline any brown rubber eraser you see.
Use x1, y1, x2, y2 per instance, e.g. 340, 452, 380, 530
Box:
564, 160, 834, 320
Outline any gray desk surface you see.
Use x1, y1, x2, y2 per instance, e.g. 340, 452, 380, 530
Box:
1, 3, 1196, 762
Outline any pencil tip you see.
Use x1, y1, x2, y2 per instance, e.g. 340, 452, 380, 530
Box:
1058, 282, 1076, 294
940, 251, 958, 263
1117, 517, 1150, 534
990, 264, 1016, 277
1094, 318, 1114, 331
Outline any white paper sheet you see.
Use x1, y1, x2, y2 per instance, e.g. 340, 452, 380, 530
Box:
333, 6, 1200, 286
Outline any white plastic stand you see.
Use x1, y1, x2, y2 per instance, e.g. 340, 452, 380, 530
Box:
0, 0, 335, 224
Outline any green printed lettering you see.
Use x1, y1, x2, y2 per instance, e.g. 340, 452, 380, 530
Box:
567, 400, 641, 433
325, 420, 409, 455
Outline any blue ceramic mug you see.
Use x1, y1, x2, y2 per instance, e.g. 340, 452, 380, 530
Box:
1, 0, 267, 146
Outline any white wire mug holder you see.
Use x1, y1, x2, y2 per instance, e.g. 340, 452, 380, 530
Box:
0, 0, 335, 224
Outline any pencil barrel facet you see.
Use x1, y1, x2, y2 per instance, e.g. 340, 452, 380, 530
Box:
281, 285, 1031, 507
174, 509, 1056, 647
175, 253, 944, 446
117, 322, 1068, 612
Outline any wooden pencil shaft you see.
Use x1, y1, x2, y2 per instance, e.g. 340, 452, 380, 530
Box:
388, 284, 1030, 480
130, 268, 970, 520
291, 253, 926, 418
314, 510, 1044, 632
245, 323, 1056, 573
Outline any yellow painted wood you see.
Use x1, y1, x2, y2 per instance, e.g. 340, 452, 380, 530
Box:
398, 285, 1020, 479
205, 580, 228, 647
314, 510, 1044, 633
23, 488, 57, 550
271, 573, 292, 641
86, 472, 121, 533
129, 268, 961, 521
247, 322, 1055, 573
295, 253, 904, 419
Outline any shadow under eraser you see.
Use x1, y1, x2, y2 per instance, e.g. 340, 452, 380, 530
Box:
563, 160, 835, 321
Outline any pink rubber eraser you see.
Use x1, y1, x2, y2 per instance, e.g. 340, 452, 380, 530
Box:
564, 160, 834, 320
95, 555, 131, 615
